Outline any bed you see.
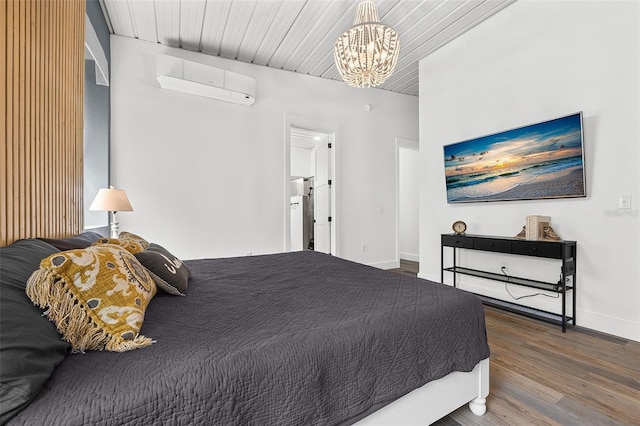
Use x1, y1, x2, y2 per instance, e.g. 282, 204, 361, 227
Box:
1, 233, 489, 425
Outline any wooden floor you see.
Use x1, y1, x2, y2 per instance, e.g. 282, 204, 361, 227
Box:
388, 259, 420, 276
390, 260, 640, 426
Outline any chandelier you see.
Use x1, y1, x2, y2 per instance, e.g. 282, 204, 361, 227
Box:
333, 0, 400, 88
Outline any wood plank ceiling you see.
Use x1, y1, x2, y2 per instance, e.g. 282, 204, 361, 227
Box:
99, 0, 515, 96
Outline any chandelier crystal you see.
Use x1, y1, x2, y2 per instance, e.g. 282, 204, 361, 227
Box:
333, 0, 400, 88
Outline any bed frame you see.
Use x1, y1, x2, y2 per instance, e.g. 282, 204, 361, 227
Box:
356, 358, 489, 425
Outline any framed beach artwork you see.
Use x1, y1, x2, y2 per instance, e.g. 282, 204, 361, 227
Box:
443, 112, 586, 203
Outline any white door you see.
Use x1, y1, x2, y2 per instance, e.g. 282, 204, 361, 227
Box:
314, 140, 331, 254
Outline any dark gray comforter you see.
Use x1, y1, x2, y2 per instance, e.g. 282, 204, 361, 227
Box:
10, 251, 489, 425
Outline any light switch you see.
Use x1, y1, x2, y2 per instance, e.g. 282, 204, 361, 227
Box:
618, 194, 631, 209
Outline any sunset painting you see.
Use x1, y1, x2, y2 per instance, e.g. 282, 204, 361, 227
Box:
443, 113, 586, 203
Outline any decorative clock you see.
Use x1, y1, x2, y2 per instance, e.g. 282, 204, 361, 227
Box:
452, 220, 467, 235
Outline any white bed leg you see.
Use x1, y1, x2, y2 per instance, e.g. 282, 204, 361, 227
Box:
469, 397, 486, 416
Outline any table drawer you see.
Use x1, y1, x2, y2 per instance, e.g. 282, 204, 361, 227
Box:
511, 240, 562, 258
474, 238, 511, 253
441, 234, 474, 248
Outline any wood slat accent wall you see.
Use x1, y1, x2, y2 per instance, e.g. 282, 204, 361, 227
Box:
1, 0, 85, 246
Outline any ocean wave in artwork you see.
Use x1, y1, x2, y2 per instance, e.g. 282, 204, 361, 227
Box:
446, 156, 583, 202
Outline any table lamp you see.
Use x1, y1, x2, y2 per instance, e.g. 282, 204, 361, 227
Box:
89, 185, 133, 238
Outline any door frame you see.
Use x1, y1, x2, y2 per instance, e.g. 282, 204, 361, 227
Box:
395, 137, 419, 265
284, 114, 338, 256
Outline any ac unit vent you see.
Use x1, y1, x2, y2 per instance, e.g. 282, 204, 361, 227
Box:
156, 54, 256, 106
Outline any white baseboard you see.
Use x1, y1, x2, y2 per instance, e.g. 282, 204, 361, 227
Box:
576, 310, 640, 342
418, 272, 441, 282
369, 260, 401, 270
399, 252, 419, 262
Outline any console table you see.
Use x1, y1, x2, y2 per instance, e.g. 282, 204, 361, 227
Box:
441, 233, 576, 332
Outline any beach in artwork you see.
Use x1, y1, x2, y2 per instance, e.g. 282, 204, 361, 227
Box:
444, 114, 585, 202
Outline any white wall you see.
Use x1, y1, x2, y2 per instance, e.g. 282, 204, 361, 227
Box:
110, 36, 418, 266
290, 146, 313, 178
398, 144, 419, 262
419, 0, 639, 340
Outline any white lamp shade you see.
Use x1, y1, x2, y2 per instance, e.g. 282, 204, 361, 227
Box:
89, 186, 133, 212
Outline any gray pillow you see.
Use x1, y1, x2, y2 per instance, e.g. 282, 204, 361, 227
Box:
0, 239, 70, 424
37, 231, 103, 251
134, 243, 190, 295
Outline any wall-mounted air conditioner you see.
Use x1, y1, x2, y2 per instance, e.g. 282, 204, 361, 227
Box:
156, 54, 256, 106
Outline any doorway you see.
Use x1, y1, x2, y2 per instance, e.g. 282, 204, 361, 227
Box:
285, 117, 337, 255
289, 127, 331, 253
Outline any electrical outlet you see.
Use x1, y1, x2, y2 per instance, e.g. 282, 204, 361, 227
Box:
361, 244, 367, 252
501, 260, 509, 270
245, 251, 253, 256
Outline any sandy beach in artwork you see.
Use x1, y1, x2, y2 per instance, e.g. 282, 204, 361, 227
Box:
467, 166, 585, 201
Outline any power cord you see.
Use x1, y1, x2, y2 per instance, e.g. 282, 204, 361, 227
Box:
500, 267, 560, 300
